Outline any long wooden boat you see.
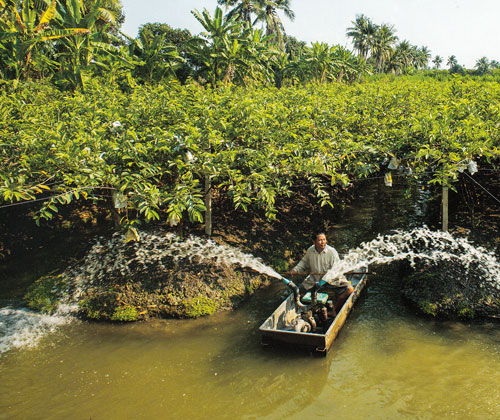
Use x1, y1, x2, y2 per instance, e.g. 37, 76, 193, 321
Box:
259, 271, 368, 355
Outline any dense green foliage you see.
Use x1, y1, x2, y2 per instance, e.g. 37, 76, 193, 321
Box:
1, 76, 499, 231
1, 2, 498, 91
0, 2, 438, 90
0, 0, 125, 87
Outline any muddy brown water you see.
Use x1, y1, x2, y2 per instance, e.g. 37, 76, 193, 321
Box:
1, 181, 500, 419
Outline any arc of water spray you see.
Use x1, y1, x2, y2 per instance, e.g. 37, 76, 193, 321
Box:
3, 226, 499, 355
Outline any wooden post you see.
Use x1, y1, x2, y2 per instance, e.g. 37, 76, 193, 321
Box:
204, 175, 212, 236
442, 184, 449, 232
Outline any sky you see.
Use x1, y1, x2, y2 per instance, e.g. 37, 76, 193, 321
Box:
120, 0, 499, 69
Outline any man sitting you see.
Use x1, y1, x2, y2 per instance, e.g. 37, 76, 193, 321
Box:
288, 231, 353, 312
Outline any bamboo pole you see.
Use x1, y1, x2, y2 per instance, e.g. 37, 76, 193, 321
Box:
281, 271, 373, 276
442, 184, 449, 232
236, 270, 373, 276
204, 175, 212, 236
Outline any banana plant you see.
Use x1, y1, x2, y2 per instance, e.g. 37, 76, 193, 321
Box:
189, 7, 275, 86
53, 0, 122, 90
238, 26, 275, 84
131, 31, 183, 83
302, 42, 335, 83
189, 6, 243, 86
0, 0, 89, 80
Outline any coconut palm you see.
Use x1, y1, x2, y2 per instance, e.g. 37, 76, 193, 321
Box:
371, 23, 397, 72
346, 14, 377, 60
217, 0, 294, 50
395, 41, 413, 68
432, 55, 443, 69
386, 40, 413, 75
414, 46, 431, 69
475, 56, 490, 75
447, 55, 457, 70
490, 60, 500, 69
217, 0, 253, 27
252, 0, 295, 50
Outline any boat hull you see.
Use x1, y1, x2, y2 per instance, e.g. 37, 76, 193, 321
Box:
259, 272, 368, 355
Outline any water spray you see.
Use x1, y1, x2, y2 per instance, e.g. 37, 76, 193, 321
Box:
3, 227, 500, 355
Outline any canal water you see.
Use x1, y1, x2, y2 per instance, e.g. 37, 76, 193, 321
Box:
1, 180, 500, 419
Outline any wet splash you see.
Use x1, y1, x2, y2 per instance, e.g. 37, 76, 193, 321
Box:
1, 227, 498, 355
161, 232, 282, 279
0, 306, 70, 354
0, 231, 281, 355
62, 231, 282, 286
323, 227, 500, 292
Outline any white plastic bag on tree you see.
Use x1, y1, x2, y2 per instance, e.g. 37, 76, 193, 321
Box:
388, 156, 400, 170
468, 160, 478, 175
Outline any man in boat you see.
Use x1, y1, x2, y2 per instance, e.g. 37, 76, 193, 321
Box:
287, 231, 353, 312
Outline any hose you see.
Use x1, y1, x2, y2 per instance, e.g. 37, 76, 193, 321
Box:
308, 283, 321, 306
280, 277, 307, 308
